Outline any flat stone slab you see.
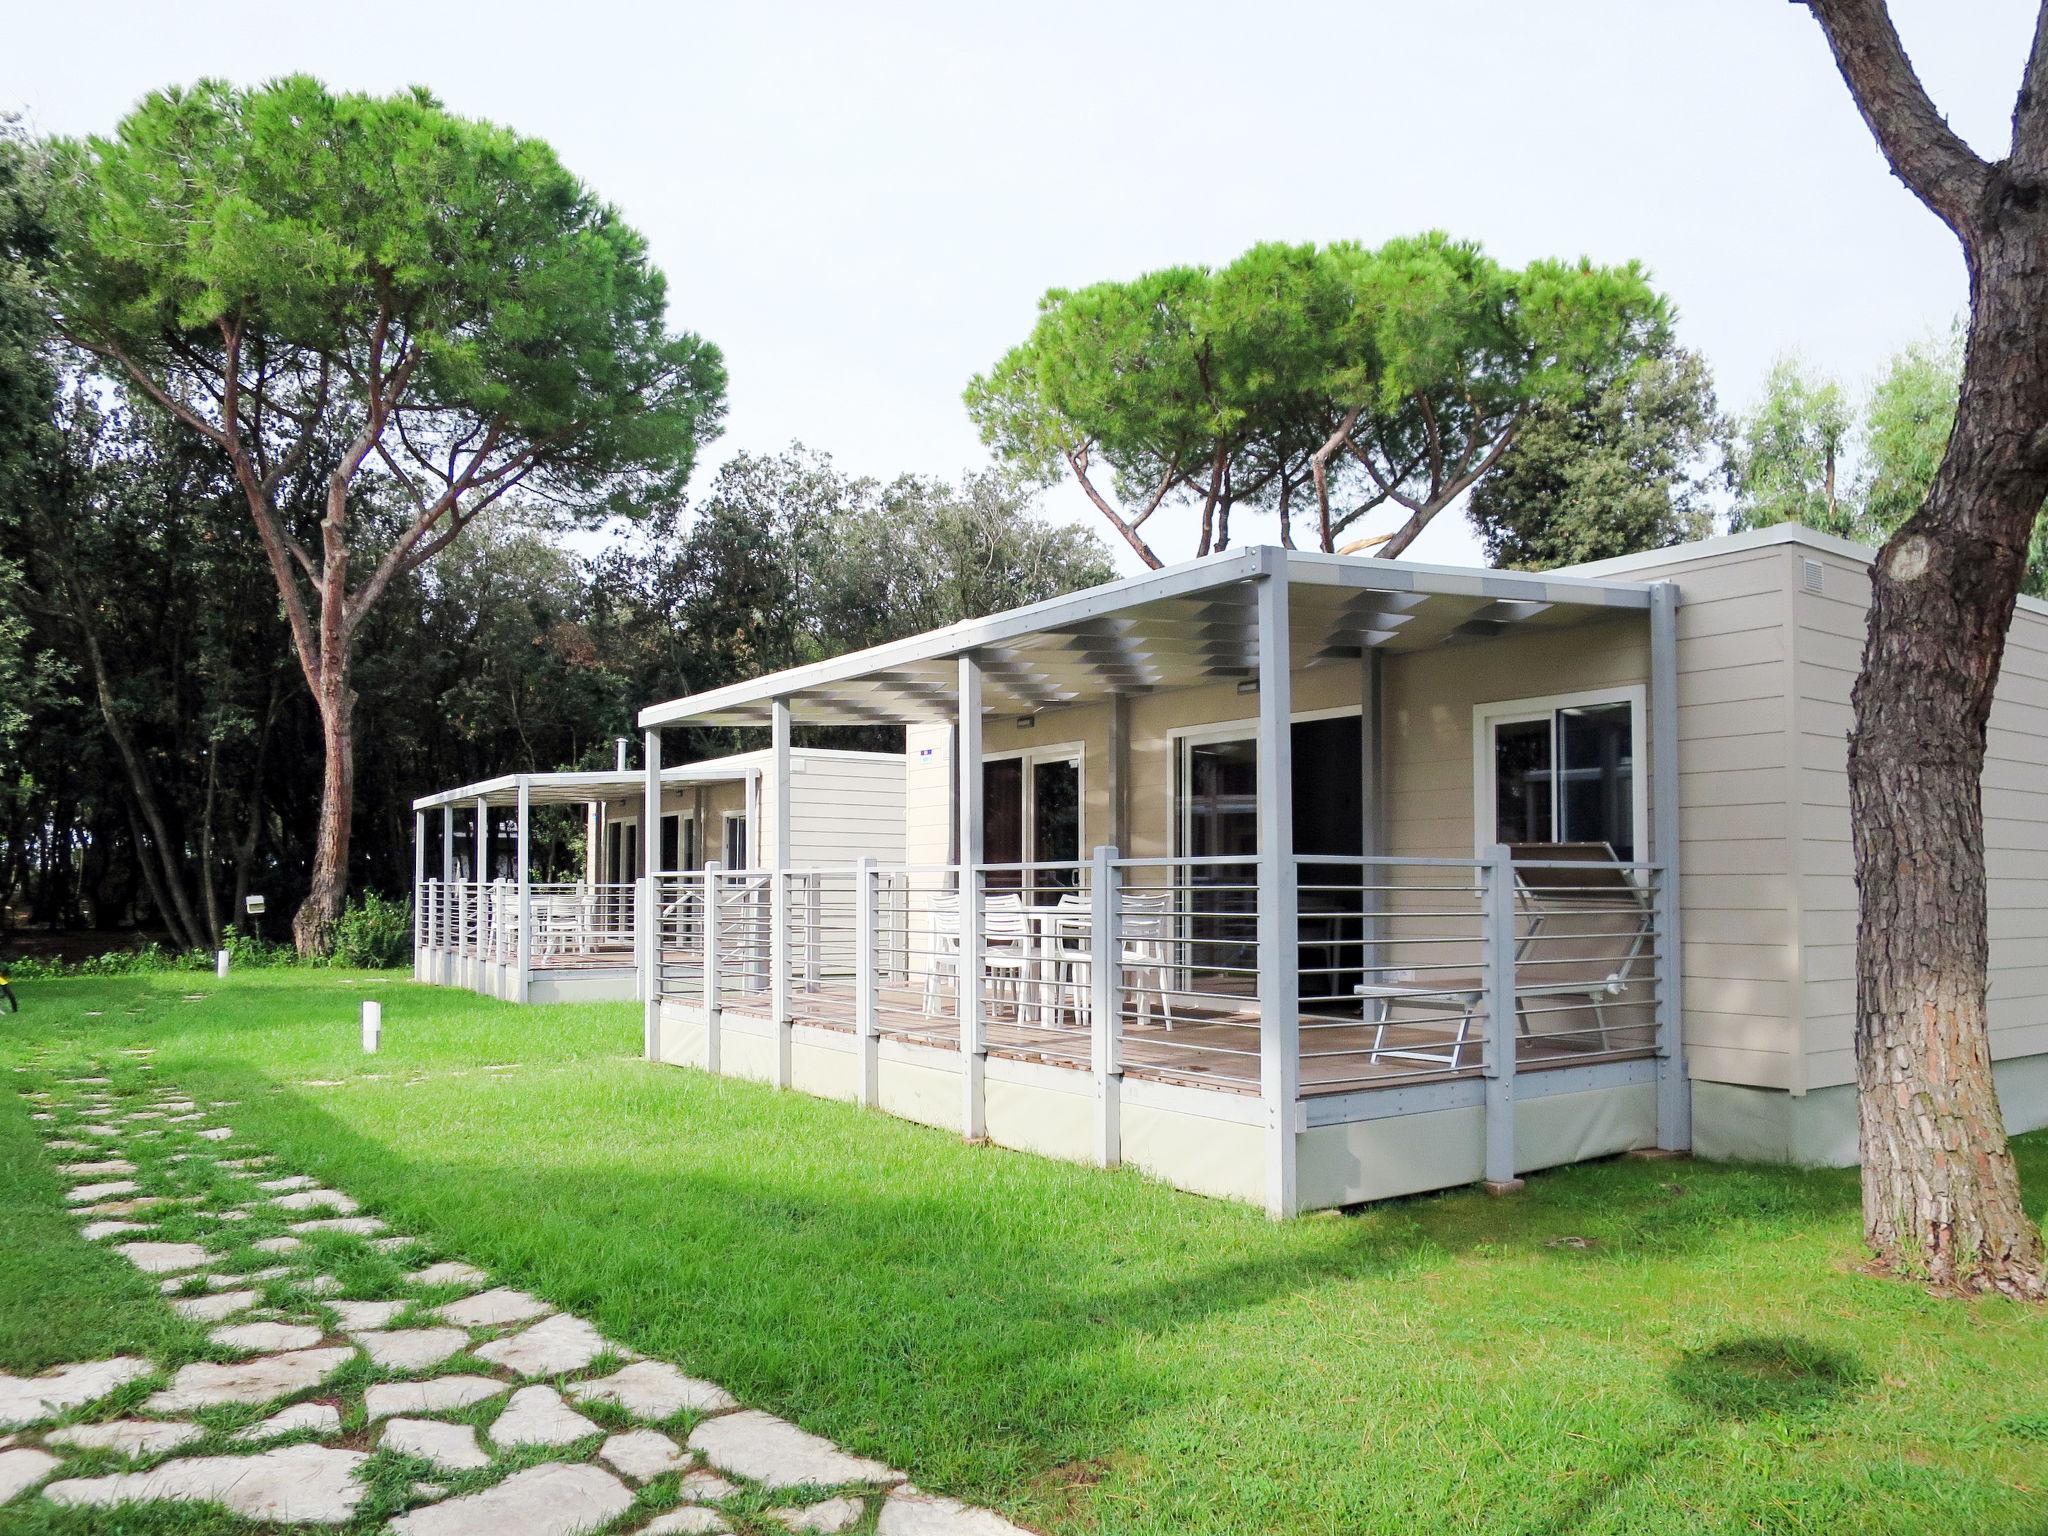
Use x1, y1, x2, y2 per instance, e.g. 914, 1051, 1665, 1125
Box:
48, 1419, 204, 1456
330, 1299, 409, 1330
67, 1179, 140, 1203
213, 1267, 291, 1288
0, 1447, 60, 1503
874, 1492, 1037, 1536
212, 1321, 326, 1353
113, 1241, 210, 1274
598, 1428, 690, 1482
384, 1416, 493, 1471
569, 1360, 735, 1418
81, 1220, 152, 1242
773, 1496, 866, 1533
475, 1313, 614, 1377
44, 1441, 369, 1524
0, 1357, 152, 1428
56, 1159, 133, 1176
680, 1468, 739, 1501
365, 1375, 507, 1419
273, 1189, 360, 1214
171, 1290, 258, 1322
234, 1401, 343, 1441
145, 1347, 354, 1411
491, 1385, 601, 1448
196, 1126, 235, 1141
389, 1461, 632, 1536
440, 1287, 552, 1328
290, 1216, 385, 1235
355, 1327, 467, 1371
253, 1236, 306, 1254
688, 1410, 901, 1490
259, 1175, 316, 1192
409, 1261, 487, 1289
644, 1509, 732, 1535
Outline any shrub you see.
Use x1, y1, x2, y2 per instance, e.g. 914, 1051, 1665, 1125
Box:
329, 892, 413, 970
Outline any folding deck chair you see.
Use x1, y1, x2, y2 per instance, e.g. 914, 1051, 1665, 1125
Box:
1356, 842, 1653, 1071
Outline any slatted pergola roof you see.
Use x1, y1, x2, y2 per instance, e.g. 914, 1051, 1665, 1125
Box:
638, 547, 1657, 731
412, 760, 753, 813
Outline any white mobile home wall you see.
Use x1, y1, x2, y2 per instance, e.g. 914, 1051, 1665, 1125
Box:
1573, 524, 2048, 1163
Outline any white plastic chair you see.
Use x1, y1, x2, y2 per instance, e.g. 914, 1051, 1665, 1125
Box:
1050, 890, 1175, 1030
920, 893, 1030, 1017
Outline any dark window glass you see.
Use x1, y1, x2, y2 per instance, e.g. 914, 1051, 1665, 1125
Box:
1559, 702, 1635, 860
725, 816, 748, 869
1032, 758, 1081, 889
660, 815, 680, 872
982, 757, 1025, 889
1293, 716, 1364, 1000
1493, 718, 1555, 844
682, 818, 698, 872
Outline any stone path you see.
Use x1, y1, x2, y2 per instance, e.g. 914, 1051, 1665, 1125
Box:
5, 1063, 1035, 1534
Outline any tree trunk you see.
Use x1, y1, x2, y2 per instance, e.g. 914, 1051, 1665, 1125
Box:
1847, 209, 2048, 1297
293, 657, 357, 955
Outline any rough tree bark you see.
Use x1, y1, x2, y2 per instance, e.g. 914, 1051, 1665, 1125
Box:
1806, 0, 2048, 1295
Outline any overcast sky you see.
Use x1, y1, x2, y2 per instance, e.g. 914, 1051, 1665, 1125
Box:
5, 1, 2026, 568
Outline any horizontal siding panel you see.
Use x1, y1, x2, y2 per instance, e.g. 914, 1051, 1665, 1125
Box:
1678, 765, 1789, 808
1683, 940, 1796, 982
1684, 1042, 1798, 1090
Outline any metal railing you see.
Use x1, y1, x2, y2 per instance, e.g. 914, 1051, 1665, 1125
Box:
640, 847, 1663, 1099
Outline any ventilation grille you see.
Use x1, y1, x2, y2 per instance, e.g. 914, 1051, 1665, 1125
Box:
1802, 558, 1826, 594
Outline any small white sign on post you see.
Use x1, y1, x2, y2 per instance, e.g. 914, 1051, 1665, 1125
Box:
361, 1000, 382, 1054
215, 950, 230, 979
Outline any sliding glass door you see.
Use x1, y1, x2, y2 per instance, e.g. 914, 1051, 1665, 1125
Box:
982, 750, 1082, 896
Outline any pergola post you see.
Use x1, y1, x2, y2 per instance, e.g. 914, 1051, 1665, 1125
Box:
412, 810, 427, 981
770, 697, 794, 1088
439, 804, 454, 985
514, 777, 533, 1004
958, 652, 987, 1141
641, 725, 662, 1058
1649, 581, 1692, 1152
1253, 553, 1299, 1218
1107, 694, 1131, 850
473, 795, 489, 987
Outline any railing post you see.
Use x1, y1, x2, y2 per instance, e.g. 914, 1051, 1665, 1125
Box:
1483, 842, 1523, 1194
961, 864, 987, 1140
771, 870, 792, 1089
856, 857, 879, 1107
703, 861, 723, 1073
637, 873, 657, 1059
1089, 845, 1120, 1169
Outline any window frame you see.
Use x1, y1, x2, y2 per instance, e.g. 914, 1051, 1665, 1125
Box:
1471, 685, 1648, 865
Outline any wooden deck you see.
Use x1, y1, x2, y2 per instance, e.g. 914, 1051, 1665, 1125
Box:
685, 979, 1649, 1096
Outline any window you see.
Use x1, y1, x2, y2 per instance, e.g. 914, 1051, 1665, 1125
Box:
723, 813, 748, 870
1476, 691, 1642, 861
660, 814, 681, 873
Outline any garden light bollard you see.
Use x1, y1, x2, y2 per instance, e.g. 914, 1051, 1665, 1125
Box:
362, 1000, 382, 1053
215, 949, 230, 979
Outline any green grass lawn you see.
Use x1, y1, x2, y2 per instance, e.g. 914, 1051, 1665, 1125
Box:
5, 969, 2046, 1535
